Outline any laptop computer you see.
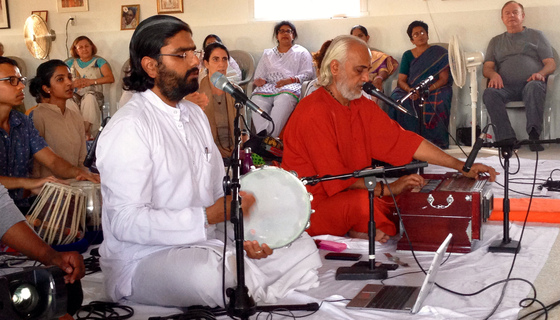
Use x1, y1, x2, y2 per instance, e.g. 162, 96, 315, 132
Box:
346, 233, 452, 313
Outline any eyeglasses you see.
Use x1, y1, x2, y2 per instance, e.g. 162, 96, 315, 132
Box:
412, 31, 426, 38
158, 50, 203, 61
0, 76, 27, 86
278, 29, 293, 34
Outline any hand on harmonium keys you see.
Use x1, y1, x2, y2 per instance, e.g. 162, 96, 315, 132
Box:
389, 174, 425, 195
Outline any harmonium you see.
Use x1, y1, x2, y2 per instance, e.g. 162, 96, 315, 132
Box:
396, 172, 493, 253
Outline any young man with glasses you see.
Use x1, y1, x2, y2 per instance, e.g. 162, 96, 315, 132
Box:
96, 15, 320, 308
0, 57, 99, 211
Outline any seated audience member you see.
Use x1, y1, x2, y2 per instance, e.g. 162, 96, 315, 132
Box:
67, 36, 115, 140
0, 57, 99, 211
198, 42, 247, 160
96, 15, 321, 308
301, 40, 332, 98
199, 34, 242, 84
389, 20, 453, 149
483, 1, 556, 151
29, 60, 87, 179
282, 35, 496, 242
350, 25, 399, 91
251, 21, 314, 137
0, 182, 85, 320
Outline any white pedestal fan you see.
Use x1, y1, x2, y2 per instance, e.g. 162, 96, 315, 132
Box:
447, 35, 497, 155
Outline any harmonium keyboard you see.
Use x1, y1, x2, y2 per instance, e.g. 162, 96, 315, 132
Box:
396, 172, 493, 253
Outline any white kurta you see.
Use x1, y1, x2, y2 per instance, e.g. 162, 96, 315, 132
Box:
97, 90, 321, 306
97, 90, 224, 300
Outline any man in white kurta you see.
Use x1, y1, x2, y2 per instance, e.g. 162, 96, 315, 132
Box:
96, 15, 320, 308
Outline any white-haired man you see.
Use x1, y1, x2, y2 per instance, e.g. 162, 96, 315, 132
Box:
282, 35, 497, 242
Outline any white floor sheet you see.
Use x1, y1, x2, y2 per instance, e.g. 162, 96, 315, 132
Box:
81, 223, 558, 320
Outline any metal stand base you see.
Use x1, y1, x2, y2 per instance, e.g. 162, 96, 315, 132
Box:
335, 261, 389, 280
488, 239, 520, 254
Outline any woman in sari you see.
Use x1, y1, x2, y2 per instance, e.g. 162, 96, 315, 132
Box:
350, 25, 398, 91
250, 21, 314, 137
389, 20, 453, 149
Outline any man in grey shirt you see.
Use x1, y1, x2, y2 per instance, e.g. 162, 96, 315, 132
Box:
482, 1, 556, 151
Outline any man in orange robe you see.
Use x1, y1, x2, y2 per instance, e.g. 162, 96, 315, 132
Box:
282, 35, 497, 242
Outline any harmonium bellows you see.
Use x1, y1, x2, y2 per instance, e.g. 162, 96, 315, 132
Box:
396, 172, 493, 253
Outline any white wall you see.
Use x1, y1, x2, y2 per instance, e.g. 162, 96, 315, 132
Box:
1, 0, 559, 137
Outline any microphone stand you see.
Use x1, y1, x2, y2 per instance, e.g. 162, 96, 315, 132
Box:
483, 138, 560, 253
223, 102, 319, 319
302, 161, 428, 280
397, 79, 433, 175
224, 102, 255, 319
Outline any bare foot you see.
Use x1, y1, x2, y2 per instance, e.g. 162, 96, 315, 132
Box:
375, 229, 390, 243
347, 229, 390, 243
347, 229, 368, 239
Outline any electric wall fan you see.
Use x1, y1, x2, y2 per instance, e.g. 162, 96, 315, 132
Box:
23, 14, 56, 60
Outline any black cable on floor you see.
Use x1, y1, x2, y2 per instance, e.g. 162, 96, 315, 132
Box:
76, 301, 134, 320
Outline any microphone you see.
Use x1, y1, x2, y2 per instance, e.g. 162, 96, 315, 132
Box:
413, 75, 434, 92
84, 116, 110, 168
362, 82, 417, 118
462, 126, 488, 173
210, 72, 272, 121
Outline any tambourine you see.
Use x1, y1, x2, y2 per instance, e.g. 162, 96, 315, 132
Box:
240, 166, 312, 249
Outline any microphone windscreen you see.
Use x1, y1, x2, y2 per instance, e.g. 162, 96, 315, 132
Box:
210, 72, 227, 90
362, 82, 375, 93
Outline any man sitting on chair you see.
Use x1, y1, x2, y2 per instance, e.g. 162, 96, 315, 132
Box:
482, 1, 556, 151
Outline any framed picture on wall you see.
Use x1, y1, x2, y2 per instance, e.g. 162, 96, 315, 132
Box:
121, 5, 140, 30
157, 0, 183, 14
57, 0, 89, 13
0, 0, 10, 29
32, 10, 48, 22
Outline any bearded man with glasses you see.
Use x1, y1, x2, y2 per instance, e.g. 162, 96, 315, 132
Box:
96, 15, 321, 309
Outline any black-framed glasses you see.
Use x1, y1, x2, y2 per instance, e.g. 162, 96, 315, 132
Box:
0, 76, 27, 86
158, 50, 203, 61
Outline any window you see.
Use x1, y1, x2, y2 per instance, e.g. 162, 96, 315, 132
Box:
253, 0, 367, 21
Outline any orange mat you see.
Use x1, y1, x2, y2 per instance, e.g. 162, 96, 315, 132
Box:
489, 198, 560, 223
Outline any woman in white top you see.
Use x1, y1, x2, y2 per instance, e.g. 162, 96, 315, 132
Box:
250, 21, 314, 137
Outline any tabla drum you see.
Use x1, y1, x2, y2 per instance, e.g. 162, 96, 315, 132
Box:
70, 181, 102, 231
26, 182, 86, 246
240, 166, 312, 249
